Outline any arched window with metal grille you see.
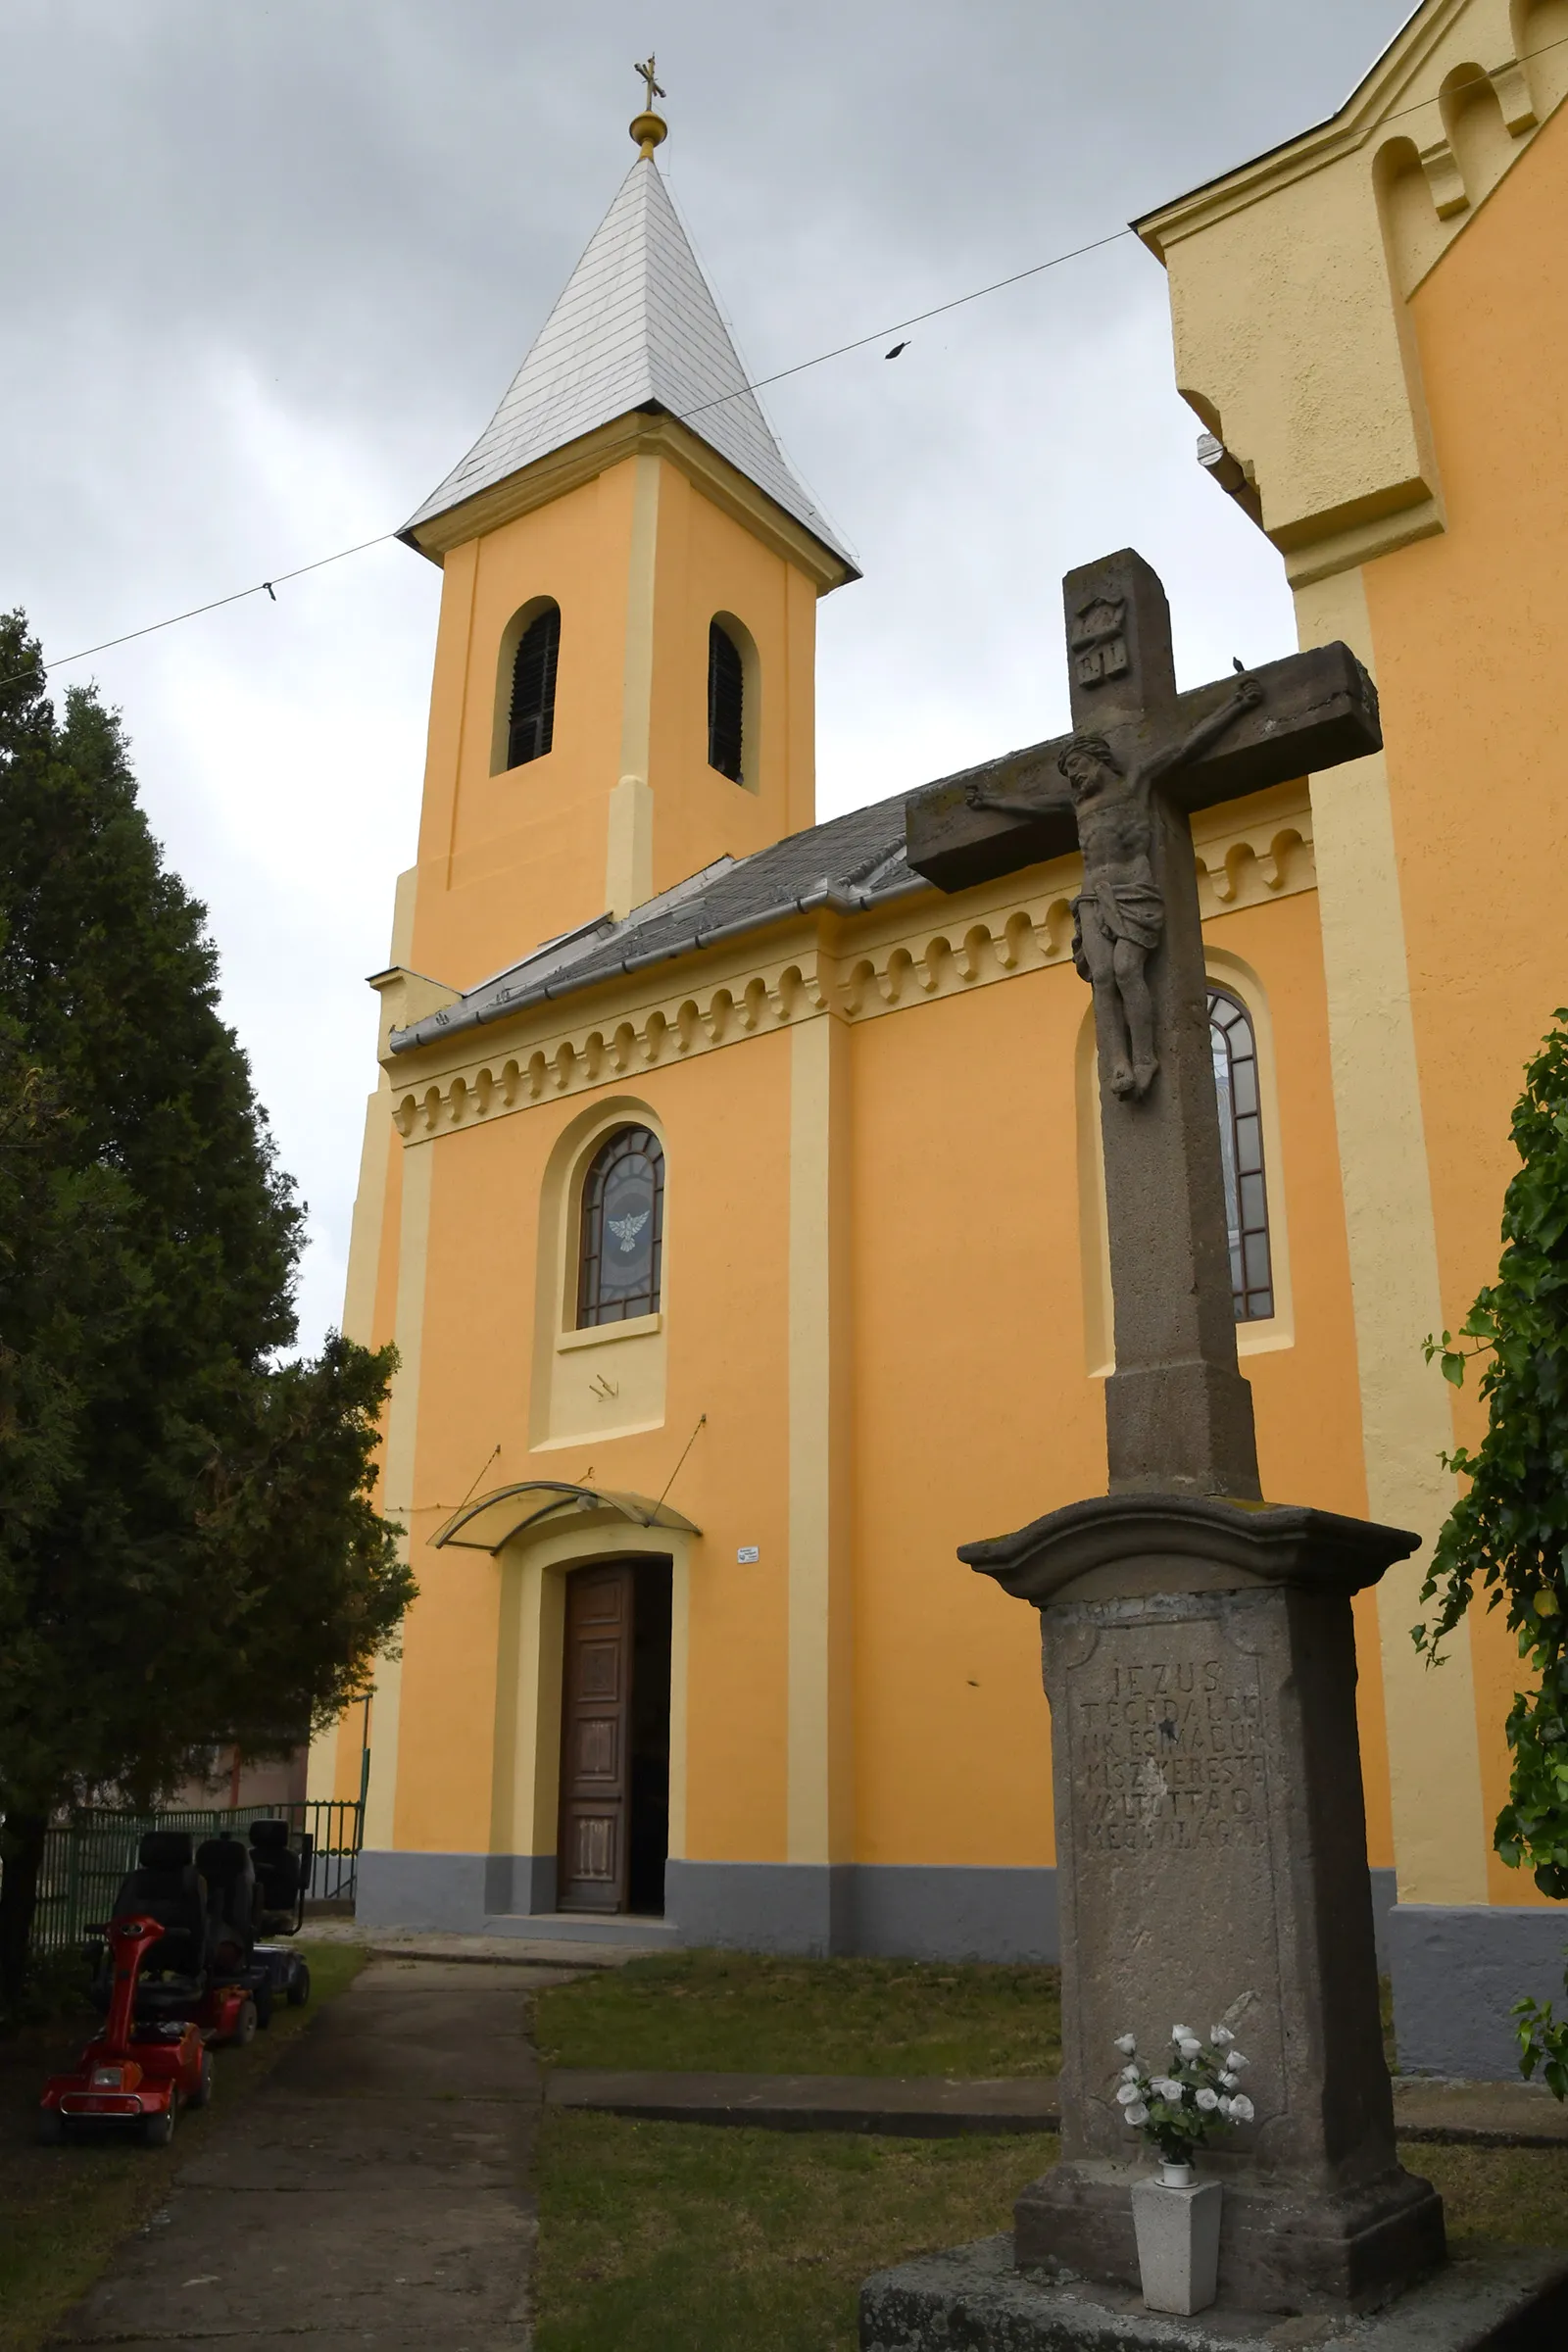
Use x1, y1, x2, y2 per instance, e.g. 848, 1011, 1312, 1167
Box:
1208, 987, 1273, 1321
577, 1125, 665, 1327
507, 603, 561, 769
707, 619, 745, 782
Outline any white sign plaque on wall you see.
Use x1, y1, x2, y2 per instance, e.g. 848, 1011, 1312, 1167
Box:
736, 1544, 760, 1564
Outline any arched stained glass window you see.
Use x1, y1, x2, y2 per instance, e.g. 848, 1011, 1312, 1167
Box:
508, 604, 561, 769
1209, 987, 1273, 1321
708, 620, 744, 782
577, 1126, 664, 1327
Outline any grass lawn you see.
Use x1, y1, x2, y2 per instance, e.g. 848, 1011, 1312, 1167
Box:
531, 1952, 1568, 2348
533, 2115, 1568, 2352
533, 1949, 1063, 2078
0, 1939, 367, 2352
534, 2111, 1059, 2352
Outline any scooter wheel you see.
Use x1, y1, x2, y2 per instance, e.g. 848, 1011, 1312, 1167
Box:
38, 2109, 66, 2145
232, 1997, 259, 2047
286, 1963, 311, 2009
141, 2106, 175, 2148
188, 2051, 215, 2110
253, 1981, 273, 2031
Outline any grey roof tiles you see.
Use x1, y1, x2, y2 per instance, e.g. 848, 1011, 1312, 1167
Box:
390, 789, 923, 1055
402, 155, 855, 570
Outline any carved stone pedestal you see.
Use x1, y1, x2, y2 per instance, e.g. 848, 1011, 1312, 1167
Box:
960, 1494, 1446, 2315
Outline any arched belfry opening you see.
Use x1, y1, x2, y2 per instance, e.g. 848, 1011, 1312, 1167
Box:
506, 602, 561, 770
707, 618, 746, 782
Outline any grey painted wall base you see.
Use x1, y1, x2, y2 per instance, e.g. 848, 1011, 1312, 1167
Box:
357, 1848, 492, 1935
1370, 1866, 1396, 1974
483, 1852, 557, 1916
1390, 1901, 1568, 2079
358, 1853, 1396, 1974
663, 1862, 854, 1956
849, 1866, 1059, 1962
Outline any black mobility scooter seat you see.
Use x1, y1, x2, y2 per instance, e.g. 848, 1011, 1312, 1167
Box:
248, 1818, 310, 1937
101, 1831, 212, 2015
194, 1836, 256, 1975
245, 1821, 314, 2012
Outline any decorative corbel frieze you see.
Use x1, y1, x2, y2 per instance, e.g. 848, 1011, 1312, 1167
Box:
1490, 57, 1539, 136
389, 790, 1315, 1142
1419, 134, 1470, 219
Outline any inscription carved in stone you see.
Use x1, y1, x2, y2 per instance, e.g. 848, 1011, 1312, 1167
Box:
1073, 1655, 1265, 1855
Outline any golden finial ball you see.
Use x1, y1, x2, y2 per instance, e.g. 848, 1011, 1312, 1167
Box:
629, 110, 668, 157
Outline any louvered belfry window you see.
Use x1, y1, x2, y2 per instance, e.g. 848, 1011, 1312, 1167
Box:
1209, 987, 1273, 1321
508, 604, 561, 768
577, 1126, 665, 1327
707, 620, 744, 782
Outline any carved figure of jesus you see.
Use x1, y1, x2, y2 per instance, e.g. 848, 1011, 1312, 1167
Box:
966, 674, 1262, 1099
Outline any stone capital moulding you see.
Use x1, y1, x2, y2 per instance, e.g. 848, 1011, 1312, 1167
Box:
385, 788, 1316, 1145
958, 1491, 1422, 1611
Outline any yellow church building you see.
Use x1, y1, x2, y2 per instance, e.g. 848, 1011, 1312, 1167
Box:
311, 0, 1568, 2075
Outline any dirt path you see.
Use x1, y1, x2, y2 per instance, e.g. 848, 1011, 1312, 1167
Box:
49, 1957, 574, 2352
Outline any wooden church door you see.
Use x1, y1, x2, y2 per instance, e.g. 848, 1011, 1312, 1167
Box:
558, 1564, 634, 1912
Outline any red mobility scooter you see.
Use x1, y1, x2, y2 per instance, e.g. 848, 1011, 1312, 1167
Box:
39, 1833, 220, 2145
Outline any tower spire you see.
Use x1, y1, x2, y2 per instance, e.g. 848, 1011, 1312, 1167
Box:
630, 54, 667, 157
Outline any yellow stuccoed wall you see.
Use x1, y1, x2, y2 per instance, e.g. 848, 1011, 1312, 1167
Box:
1141, 0, 1568, 1915
1362, 97, 1568, 1909
403, 445, 822, 999
335, 832, 1395, 1886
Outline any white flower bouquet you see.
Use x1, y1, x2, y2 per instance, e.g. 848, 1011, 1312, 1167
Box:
1111, 2023, 1255, 2164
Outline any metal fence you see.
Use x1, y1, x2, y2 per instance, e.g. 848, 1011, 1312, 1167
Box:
23, 1798, 363, 1959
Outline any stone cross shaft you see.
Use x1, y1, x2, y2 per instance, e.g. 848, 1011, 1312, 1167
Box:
905, 549, 1381, 1500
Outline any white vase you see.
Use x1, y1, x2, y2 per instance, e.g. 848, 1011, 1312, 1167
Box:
1130, 2164, 1222, 2315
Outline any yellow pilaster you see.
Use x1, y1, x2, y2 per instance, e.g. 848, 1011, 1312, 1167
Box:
787, 1011, 854, 1866
1295, 564, 1488, 1905
607, 452, 662, 917
362, 1138, 435, 1852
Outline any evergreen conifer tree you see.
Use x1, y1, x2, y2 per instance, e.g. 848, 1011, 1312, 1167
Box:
0, 612, 413, 1996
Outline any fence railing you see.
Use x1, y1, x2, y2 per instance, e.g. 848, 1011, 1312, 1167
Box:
23, 1798, 363, 1959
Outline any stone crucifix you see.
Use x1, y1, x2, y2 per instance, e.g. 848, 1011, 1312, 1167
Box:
906, 549, 1381, 1502
895, 560, 1448, 2316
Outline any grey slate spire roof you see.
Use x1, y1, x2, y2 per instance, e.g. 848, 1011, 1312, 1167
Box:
402, 155, 856, 572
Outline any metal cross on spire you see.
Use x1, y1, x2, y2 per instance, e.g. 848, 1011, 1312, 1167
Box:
630, 54, 668, 155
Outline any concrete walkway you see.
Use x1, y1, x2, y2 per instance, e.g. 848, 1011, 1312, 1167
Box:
51, 1957, 572, 2352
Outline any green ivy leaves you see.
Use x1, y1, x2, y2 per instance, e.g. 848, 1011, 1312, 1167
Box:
1415, 1011, 1568, 1916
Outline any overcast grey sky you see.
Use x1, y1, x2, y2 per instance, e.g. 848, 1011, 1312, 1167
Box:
2, 1, 1414, 1348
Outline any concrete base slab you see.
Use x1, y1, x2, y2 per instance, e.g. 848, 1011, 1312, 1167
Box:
860, 2234, 1568, 2350
546, 2068, 1061, 2134
482, 1910, 680, 1950
303, 1922, 663, 1968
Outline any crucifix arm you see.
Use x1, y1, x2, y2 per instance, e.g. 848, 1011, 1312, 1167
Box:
963, 783, 1052, 823
1143, 675, 1264, 787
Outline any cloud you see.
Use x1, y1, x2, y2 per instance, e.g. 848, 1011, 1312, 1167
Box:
0, 0, 1416, 1345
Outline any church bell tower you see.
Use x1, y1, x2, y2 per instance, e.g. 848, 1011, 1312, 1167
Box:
392, 75, 858, 995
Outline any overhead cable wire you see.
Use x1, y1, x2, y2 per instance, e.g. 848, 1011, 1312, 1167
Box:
10, 24, 1568, 700
0, 225, 1136, 694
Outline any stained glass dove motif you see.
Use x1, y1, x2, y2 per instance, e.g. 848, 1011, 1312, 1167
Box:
608, 1209, 650, 1253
